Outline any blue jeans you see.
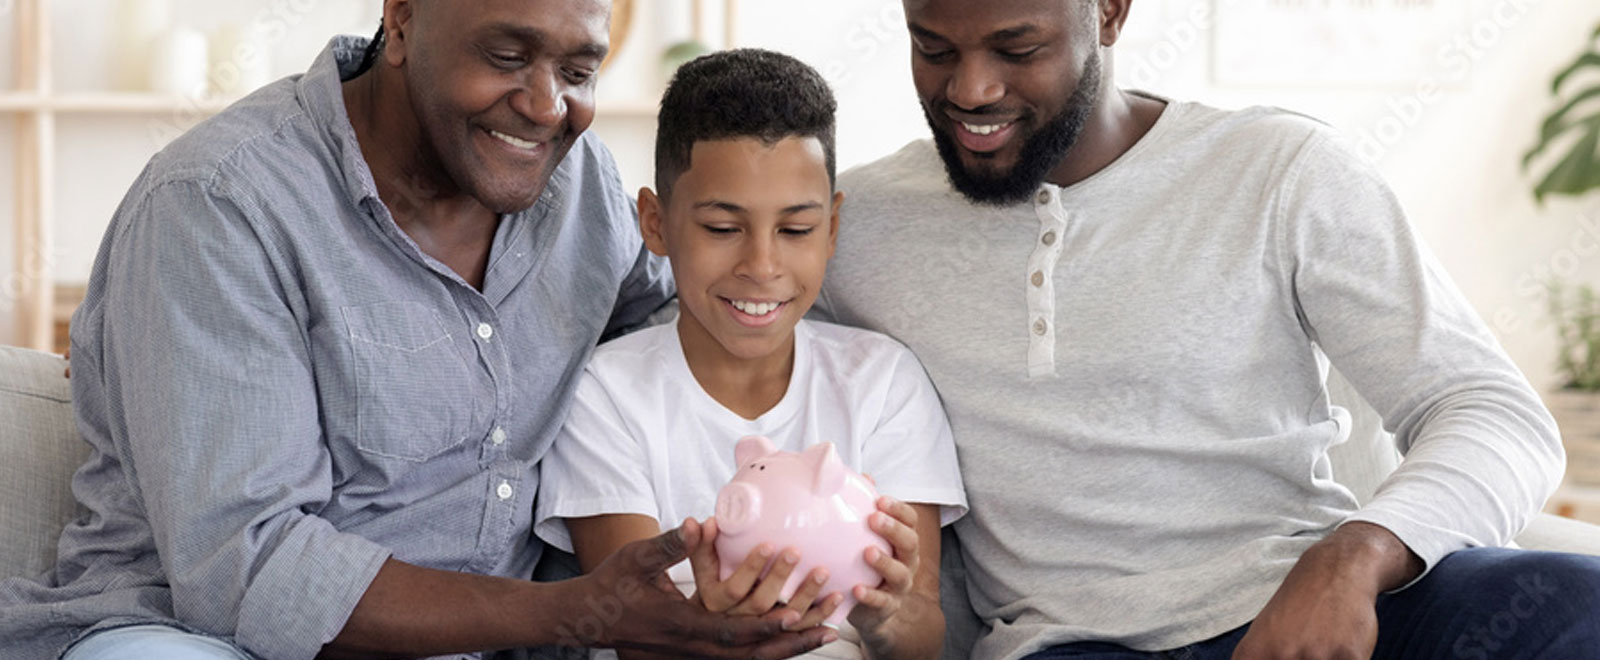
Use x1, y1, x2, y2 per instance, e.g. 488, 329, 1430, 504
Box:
63, 625, 257, 660
1023, 548, 1600, 660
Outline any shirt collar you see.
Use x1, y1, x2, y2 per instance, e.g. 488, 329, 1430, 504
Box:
297, 36, 384, 209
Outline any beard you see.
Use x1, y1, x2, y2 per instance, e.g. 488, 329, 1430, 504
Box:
926, 49, 1102, 207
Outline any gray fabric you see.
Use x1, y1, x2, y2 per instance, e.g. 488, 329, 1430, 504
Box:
0, 36, 671, 660
0, 347, 86, 581
823, 98, 1564, 658
1323, 366, 1402, 506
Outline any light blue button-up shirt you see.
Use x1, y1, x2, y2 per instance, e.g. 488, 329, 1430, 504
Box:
0, 37, 671, 660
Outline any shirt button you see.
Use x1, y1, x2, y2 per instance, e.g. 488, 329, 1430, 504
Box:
1033, 318, 1048, 336
497, 481, 514, 500
1041, 231, 1057, 246
491, 427, 507, 445
476, 323, 494, 340
1036, 189, 1051, 205
1031, 271, 1045, 287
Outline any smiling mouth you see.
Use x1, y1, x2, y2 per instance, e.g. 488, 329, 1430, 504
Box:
727, 298, 785, 316
721, 297, 792, 328
487, 128, 543, 151
949, 117, 1020, 155
959, 121, 1013, 135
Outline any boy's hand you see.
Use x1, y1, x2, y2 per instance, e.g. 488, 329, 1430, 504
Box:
688, 517, 844, 629
848, 497, 932, 651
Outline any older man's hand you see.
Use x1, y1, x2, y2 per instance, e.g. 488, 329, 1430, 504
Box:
576, 520, 836, 659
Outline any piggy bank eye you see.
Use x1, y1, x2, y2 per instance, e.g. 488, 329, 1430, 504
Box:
759, 465, 766, 471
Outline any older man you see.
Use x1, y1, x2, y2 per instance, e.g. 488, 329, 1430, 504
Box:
0, 1, 830, 659
820, 0, 1600, 658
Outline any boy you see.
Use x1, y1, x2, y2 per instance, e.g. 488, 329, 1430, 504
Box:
534, 49, 967, 660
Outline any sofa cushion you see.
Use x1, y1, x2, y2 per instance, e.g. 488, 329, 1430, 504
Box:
0, 345, 88, 579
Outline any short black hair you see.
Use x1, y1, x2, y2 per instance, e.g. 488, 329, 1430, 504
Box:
654, 49, 837, 197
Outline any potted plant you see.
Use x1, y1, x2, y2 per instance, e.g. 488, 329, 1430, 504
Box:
1528, 23, 1600, 486
1543, 282, 1600, 485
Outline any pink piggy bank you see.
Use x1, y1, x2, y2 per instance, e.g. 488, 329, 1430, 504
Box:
714, 436, 890, 627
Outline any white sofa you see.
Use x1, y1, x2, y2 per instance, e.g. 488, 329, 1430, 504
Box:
4, 344, 1599, 657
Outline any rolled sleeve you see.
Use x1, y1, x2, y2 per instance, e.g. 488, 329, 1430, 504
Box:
103, 180, 387, 659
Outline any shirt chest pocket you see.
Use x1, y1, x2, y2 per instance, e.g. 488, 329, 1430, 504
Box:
342, 301, 478, 462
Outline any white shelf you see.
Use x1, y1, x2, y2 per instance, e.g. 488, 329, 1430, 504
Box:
0, 92, 242, 114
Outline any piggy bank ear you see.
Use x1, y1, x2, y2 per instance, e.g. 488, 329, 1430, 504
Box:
801, 442, 847, 495
734, 435, 779, 468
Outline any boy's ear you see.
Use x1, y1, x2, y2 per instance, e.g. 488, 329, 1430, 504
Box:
827, 191, 844, 257
638, 187, 669, 257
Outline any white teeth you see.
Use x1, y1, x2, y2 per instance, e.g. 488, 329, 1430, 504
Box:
730, 300, 780, 316
961, 121, 1010, 136
489, 129, 538, 150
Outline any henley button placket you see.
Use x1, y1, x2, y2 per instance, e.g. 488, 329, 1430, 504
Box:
1026, 187, 1068, 378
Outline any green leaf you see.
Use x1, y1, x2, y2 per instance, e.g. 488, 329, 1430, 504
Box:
1534, 123, 1600, 204
1552, 51, 1600, 95
1528, 26, 1600, 204
1522, 88, 1600, 168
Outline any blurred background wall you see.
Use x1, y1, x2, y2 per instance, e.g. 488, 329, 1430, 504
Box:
2, 0, 1598, 399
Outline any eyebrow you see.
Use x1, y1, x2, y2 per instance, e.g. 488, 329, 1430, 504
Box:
691, 201, 826, 215
908, 22, 1040, 45
482, 22, 609, 60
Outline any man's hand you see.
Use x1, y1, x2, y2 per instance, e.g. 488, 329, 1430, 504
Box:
577, 520, 836, 659
1232, 521, 1423, 660
687, 517, 844, 629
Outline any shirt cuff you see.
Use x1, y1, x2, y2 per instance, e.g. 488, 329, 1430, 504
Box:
1342, 505, 1473, 591
235, 515, 392, 660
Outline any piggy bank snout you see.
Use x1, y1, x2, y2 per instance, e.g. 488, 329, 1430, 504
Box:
714, 482, 762, 535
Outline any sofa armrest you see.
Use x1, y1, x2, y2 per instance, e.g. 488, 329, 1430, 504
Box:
1516, 513, 1600, 556
0, 345, 86, 580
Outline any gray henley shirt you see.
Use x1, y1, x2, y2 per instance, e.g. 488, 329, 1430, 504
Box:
819, 96, 1563, 658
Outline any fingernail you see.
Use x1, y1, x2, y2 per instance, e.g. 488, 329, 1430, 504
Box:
758, 545, 773, 557
784, 550, 800, 564
823, 630, 839, 644
814, 571, 829, 584
865, 547, 880, 562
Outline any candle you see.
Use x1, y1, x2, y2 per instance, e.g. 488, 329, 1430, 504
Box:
149, 28, 209, 98
210, 23, 273, 97
112, 0, 172, 91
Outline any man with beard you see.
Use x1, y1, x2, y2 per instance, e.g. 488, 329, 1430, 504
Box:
0, 1, 833, 659
818, 0, 1600, 658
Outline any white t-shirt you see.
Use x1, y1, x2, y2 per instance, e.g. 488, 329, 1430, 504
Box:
536, 318, 968, 658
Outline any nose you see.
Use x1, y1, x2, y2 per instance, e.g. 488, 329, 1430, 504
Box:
734, 234, 781, 283
508, 67, 567, 128
946, 57, 1004, 111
